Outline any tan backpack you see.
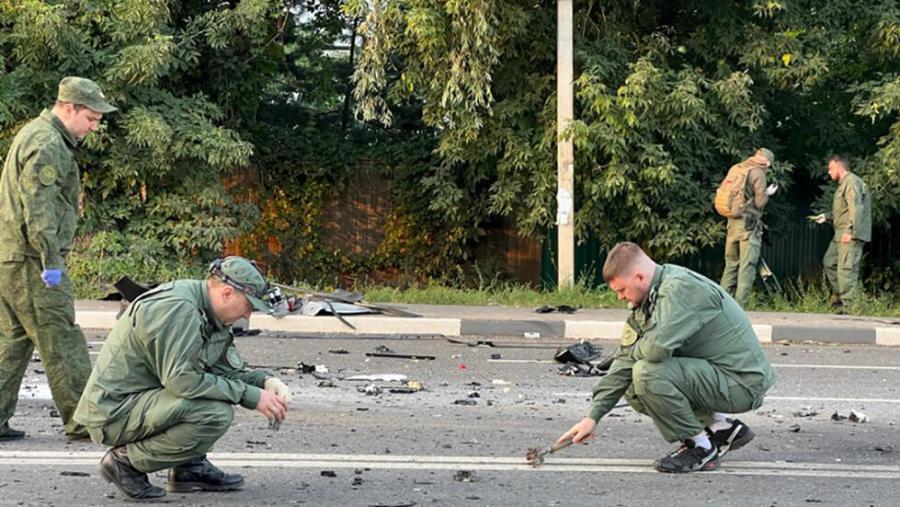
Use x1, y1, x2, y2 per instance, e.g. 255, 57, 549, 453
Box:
714, 161, 760, 218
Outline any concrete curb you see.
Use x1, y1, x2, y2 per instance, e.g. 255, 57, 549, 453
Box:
75, 310, 900, 346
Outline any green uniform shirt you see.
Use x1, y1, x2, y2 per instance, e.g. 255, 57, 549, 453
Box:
0, 110, 80, 269
588, 264, 774, 421
832, 172, 872, 242
75, 280, 269, 430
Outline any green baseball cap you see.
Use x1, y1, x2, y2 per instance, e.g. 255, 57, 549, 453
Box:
210, 256, 271, 312
57, 77, 117, 114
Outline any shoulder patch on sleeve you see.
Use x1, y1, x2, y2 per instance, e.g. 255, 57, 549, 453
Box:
38, 165, 57, 186
620, 322, 639, 347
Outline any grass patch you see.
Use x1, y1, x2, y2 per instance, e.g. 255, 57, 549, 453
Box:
362, 277, 898, 317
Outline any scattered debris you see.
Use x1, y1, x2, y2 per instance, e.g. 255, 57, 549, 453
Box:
297, 362, 328, 374
490, 353, 502, 360
467, 391, 480, 398
352, 477, 364, 486
832, 409, 869, 423
554, 341, 609, 377
491, 379, 511, 386
523, 332, 541, 339
320, 470, 337, 478
792, 409, 818, 418
232, 327, 261, 337
359, 384, 382, 396
49, 409, 59, 418
874, 445, 894, 453
368, 503, 417, 507
388, 380, 424, 394
452, 470, 477, 482
453, 399, 477, 406
246, 440, 267, 445
789, 424, 801, 433
33, 368, 45, 374
317, 379, 337, 388
555, 341, 601, 363
374, 345, 393, 353
849, 410, 869, 423
60, 471, 90, 477
345, 374, 408, 382
365, 352, 436, 361
534, 305, 578, 314
328, 349, 349, 355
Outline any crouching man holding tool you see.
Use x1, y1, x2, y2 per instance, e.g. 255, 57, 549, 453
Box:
74, 256, 292, 501
556, 242, 774, 473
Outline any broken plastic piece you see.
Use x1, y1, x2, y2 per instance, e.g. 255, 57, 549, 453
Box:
849, 410, 869, 423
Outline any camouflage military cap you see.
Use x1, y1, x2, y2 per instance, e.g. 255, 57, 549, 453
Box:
57, 77, 117, 113
210, 256, 271, 312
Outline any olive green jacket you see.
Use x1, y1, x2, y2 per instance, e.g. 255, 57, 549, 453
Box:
75, 280, 269, 430
588, 264, 775, 421
0, 109, 80, 269
831, 172, 872, 242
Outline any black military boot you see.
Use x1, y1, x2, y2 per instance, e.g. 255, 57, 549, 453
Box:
166, 455, 244, 492
0, 423, 25, 441
98, 446, 166, 502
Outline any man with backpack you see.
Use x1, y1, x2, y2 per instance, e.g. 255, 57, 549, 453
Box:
716, 148, 779, 305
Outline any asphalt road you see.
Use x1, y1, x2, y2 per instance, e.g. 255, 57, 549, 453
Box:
4, 330, 900, 506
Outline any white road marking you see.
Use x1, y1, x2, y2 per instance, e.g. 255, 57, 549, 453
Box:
772, 364, 900, 371
551, 392, 900, 403
1, 451, 898, 480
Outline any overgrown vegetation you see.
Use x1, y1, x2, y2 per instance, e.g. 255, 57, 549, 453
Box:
1, 1, 898, 303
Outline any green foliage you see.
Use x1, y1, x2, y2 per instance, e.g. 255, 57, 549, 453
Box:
0, 0, 285, 282
347, 0, 900, 271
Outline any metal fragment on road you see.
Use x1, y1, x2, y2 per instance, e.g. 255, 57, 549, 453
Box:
452, 470, 477, 482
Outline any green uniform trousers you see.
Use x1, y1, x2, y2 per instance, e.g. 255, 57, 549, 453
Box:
624, 358, 767, 443
823, 239, 864, 306
88, 389, 234, 473
0, 257, 90, 435
720, 218, 761, 305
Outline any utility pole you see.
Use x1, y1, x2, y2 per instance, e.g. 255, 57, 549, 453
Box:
556, 0, 575, 288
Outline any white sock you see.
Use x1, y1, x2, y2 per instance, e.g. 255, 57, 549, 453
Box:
691, 432, 712, 450
708, 413, 732, 432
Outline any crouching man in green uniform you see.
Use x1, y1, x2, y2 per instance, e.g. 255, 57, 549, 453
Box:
557, 242, 774, 473
0, 77, 116, 441
75, 256, 292, 501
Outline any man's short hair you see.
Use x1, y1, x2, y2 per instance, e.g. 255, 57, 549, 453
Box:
828, 154, 850, 169
55, 100, 87, 112
603, 242, 646, 282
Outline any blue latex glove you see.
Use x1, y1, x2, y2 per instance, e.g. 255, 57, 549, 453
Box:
41, 269, 62, 288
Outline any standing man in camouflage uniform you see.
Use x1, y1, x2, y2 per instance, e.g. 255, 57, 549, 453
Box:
813, 155, 872, 311
558, 242, 774, 473
75, 256, 292, 501
0, 77, 116, 441
719, 148, 779, 305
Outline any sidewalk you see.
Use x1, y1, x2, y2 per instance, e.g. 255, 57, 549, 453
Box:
74, 300, 900, 346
